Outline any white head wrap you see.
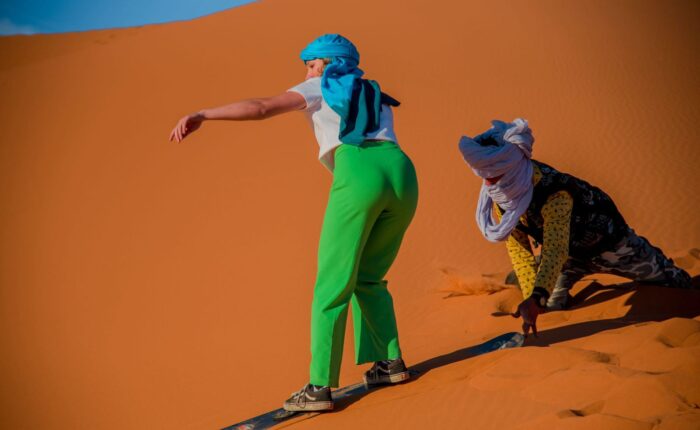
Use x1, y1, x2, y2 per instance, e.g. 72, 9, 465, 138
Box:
458, 118, 535, 242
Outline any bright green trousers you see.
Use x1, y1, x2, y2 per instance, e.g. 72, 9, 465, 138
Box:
310, 141, 419, 387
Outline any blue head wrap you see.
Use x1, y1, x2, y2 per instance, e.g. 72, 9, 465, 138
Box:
300, 34, 399, 144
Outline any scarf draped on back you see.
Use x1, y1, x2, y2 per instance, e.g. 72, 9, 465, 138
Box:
458, 118, 535, 242
300, 34, 399, 144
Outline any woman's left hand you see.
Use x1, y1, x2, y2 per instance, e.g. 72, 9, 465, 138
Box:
169, 113, 204, 143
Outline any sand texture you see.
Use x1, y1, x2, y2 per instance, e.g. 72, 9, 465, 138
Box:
1, 0, 699, 428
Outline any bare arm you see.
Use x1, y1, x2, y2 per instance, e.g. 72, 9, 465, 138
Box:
169, 91, 307, 142
199, 92, 307, 121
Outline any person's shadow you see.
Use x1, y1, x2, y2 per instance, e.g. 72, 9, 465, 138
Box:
526, 275, 700, 346
332, 275, 700, 411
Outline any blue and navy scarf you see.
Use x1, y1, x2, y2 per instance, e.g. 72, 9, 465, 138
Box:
300, 34, 399, 145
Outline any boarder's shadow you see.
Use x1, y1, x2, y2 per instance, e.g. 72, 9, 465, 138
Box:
332, 275, 700, 412
332, 338, 504, 412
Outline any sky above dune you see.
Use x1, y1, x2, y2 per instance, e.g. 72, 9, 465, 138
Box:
0, 0, 255, 35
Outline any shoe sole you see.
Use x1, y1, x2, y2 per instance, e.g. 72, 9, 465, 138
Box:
283, 401, 333, 412
363, 370, 411, 387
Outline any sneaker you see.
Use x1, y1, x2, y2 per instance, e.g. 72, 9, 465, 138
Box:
283, 384, 333, 412
363, 358, 410, 386
546, 292, 573, 311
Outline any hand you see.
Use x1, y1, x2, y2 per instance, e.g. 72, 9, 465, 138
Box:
511, 296, 545, 338
169, 112, 204, 143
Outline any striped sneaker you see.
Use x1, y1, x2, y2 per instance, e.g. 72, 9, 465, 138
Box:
363, 358, 410, 386
283, 384, 333, 412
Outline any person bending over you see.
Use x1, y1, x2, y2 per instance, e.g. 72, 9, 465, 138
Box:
458, 119, 692, 336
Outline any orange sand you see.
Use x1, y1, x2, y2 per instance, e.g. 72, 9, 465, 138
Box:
1, 0, 699, 428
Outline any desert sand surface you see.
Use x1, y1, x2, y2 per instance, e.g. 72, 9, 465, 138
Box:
1, 0, 699, 429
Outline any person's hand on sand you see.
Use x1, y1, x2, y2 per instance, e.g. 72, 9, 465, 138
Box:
511, 296, 544, 338
169, 113, 204, 143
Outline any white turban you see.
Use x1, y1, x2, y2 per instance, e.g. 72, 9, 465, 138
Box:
459, 118, 535, 242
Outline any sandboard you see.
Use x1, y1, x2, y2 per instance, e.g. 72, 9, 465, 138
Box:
223, 331, 525, 430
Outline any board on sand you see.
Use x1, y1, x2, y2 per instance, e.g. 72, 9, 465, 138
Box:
223, 331, 525, 430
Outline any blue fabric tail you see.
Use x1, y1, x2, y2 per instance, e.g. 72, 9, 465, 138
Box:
300, 34, 399, 144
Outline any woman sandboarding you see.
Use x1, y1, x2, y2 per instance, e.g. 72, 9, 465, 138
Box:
169, 34, 418, 412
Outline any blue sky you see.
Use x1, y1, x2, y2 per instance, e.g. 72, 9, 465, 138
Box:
0, 0, 256, 35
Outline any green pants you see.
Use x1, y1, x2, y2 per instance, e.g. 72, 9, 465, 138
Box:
310, 141, 419, 387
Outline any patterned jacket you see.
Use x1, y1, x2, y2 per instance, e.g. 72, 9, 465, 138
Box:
497, 160, 628, 299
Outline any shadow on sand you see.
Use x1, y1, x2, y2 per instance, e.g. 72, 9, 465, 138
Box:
332, 276, 700, 411
525, 275, 700, 346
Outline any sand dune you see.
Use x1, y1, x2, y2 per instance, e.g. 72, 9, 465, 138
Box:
284, 274, 700, 429
1, 0, 699, 428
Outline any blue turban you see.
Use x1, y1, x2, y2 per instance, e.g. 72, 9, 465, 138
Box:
300, 34, 399, 145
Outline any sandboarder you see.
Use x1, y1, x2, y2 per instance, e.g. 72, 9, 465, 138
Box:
458, 119, 693, 337
169, 34, 418, 412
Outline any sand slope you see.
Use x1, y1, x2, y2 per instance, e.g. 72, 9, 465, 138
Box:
1, 0, 699, 428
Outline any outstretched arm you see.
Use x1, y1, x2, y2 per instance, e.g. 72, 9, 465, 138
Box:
169, 91, 307, 142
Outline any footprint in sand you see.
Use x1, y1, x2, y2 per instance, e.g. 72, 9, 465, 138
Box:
438, 267, 513, 298
557, 399, 605, 418
672, 248, 700, 271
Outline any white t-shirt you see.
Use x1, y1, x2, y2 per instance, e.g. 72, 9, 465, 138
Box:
287, 77, 398, 171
